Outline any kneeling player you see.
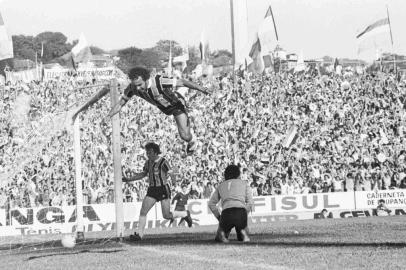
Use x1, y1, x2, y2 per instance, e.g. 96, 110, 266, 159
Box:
208, 165, 253, 243
171, 184, 193, 227
123, 142, 189, 240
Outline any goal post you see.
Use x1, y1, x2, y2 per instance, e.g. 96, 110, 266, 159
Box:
110, 79, 124, 239
72, 78, 124, 240
73, 117, 84, 239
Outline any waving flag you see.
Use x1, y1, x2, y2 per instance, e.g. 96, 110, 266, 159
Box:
258, 6, 278, 55
232, 0, 249, 69
173, 46, 189, 71
247, 5, 277, 73
0, 12, 13, 61
248, 34, 264, 73
357, 18, 390, 41
356, 17, 392, 54
294, 51, 305, 73
282, 125, 298, 148
71, 33, 92, 64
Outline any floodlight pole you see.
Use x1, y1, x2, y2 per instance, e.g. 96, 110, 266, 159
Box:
110, 78, 124, 240
230, 0, 236, 88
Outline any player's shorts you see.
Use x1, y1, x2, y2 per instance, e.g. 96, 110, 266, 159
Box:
158, 93, 188, 116
146, 184, 171, 202
158, 101, 186, 116
220, 208, 248, 234
174, 205, 186, 211
173, 210, 188, 217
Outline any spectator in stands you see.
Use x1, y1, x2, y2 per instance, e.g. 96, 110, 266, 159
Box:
1, 68, 406, 209
250, 182, 258, 197
345, 173, 354, 192
376, 199, 392, 216
332, 177, 344, 192
203, 182, 214, 199
319, 209, 333, 218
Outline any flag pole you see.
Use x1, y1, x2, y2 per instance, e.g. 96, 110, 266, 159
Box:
229, 0, 236, 89
35, 52, 38, 79
386, 5, 395, 72
268, 5, 279, 42
229, 0, 240, 160
268, 4, 279, 74
168, 40, 172, 76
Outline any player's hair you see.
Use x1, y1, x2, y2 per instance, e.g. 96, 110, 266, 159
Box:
128, 66, 150, 81
378, 199, 385, 204
144, 142, 161, 154
224, 165, 240, 180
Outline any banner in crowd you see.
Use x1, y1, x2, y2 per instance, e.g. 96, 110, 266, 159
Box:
355, 190, 406, 209
43, 66, 116, 81
0, 190, 404, 237
0, 203, 143, 237
5, 68, 41, 83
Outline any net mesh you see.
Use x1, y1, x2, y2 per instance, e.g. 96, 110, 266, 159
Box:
0, 110, 72, 185
0, 83, 118, 254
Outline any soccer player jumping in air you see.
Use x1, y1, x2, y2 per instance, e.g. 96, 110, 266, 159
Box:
104, 67, 208, 155
122, 142, 190, 240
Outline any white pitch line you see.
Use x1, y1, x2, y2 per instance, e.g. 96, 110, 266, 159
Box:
127, 244, 297, 270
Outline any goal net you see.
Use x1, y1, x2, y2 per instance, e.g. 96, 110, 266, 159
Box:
0, 82, 122, 253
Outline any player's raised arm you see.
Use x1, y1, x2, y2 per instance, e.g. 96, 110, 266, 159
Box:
72, 86, 109, 123
104, 96, 128, 121
104, 84, 133, 122
177, 79, 209, 95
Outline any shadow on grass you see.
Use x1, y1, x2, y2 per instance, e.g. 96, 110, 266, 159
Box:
0, 238, 123, 253
125, 232, 406, 249
2, 232, 406, 254
25, 249, 124, 261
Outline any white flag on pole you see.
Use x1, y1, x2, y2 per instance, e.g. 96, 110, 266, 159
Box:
294, 51, 305, 73
356, 18, 392, 54
71, 33, 92, 63
173, 47, 189, 71
0, 12, 13, 61
232, 0, 249, 68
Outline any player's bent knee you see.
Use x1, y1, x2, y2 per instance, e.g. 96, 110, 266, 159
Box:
179, 131, 192, 142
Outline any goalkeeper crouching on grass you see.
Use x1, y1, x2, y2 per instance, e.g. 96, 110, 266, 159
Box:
208, 165, 253, 243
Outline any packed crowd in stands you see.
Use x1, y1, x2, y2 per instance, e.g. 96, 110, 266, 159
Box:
0, 67, 406, 209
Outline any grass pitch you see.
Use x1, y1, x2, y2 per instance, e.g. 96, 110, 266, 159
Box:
1, 216, 406, 270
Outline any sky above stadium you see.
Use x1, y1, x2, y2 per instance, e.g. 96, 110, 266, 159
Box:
1, 0, 405, 60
